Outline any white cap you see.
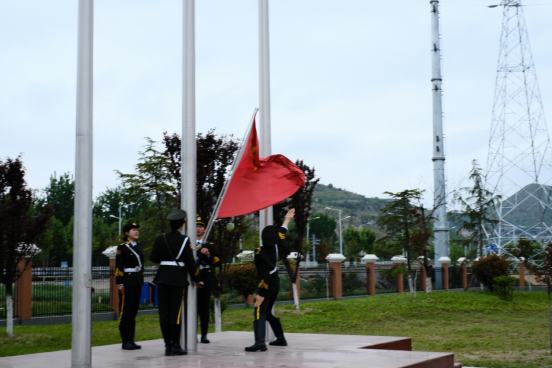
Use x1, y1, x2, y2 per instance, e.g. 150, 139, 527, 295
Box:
391, 255, 407, 264
362, 254, 379, 263
326, 254, 346, 263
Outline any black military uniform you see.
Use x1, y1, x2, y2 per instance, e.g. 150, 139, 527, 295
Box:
150, 209, 202, 356
115, 222, 145, 350
195, 216, 221, 343
245, 225, 288, 352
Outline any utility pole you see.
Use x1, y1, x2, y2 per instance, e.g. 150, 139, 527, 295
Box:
430, 0, 449, 288
182, 0, 198, 353
72, 0, 93, 366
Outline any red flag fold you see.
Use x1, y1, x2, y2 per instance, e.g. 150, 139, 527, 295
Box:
217, 119, 305, 218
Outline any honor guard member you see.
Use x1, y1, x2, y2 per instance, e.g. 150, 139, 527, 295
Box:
115, 222, 145, 350
245, 209, 295, 352
195, 215, 221, 343
150, 209, 203, 356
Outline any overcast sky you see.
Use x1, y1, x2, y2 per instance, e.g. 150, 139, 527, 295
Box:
1, 0, 551, 205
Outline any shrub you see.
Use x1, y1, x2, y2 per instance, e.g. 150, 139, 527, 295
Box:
342, 272, 364, 293
306, 276, 326, 295
492, 275, 516, 301
471, 255, 510, 291
226, 264, 257, 304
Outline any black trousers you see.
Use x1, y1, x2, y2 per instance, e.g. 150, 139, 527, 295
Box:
157, 283, 186, 346
118, 285, 141, 342
253, 276, 279, 323
197, 283, 211, 337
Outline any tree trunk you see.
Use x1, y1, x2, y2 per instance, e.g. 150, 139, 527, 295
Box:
413, 269, 418, 298
214, 296, 222, 333
426, 277, 432, 293
407, 274, 414, 294
292, 282, 300, 310
6, 290, 13, 337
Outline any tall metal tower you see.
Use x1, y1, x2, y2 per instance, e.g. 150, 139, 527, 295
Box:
430, 1, 450, 286
486, 0, 552, 261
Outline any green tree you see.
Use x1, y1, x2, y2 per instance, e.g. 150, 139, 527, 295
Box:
117, 138, 177, 255
452, 160, 501, 257
376, 189, 423, 272
36, 172, 74, 226
0, 157, 53, 336
342, 226, 376, 260
309, 213, 337, 249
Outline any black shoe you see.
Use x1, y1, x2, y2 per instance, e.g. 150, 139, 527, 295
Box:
268, 317, 287, 346
269, 338, 287, 346
245, 342, 267, 352
168, 343, 187, 356
201, 336, 210, 343
165, 345, 171, 356
122, 342, 136, 350
130, 341, 142, 349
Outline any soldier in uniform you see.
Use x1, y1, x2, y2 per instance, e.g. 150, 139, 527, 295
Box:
150, 209, 204, 356
115, 222, 145, 350
245, 208, 295, 352
195, 215, 221, 343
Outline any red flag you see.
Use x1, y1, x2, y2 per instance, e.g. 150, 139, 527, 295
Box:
217, 118, 305, 218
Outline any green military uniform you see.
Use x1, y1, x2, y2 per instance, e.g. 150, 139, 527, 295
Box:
115, 223, 145, 350
150, 209, 202, 356
195, 216, 221, 343
245, 225, 288, 352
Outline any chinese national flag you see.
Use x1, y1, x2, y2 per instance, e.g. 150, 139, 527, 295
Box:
217, 118, 305, 218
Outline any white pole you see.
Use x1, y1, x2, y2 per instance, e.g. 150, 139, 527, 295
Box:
182, 0, 197, 353
339, 210, 343, 255
430, 0, 449, 289
72, 0, 93, 366
118, 205, 122, 235
259, 0, 275, 342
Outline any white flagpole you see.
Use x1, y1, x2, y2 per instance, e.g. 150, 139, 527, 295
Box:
182, 0, 197, 353
202, 108, 258, 244
72, 1, 93, 366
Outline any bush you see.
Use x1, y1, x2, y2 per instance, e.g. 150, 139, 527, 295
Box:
342, 272, 364, 293
492, 275, 516, 301
471, 255, 510, 291
306, 276, 326, 295
226, 264, 257, 303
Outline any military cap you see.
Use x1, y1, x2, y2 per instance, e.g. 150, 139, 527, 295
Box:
122, 222, 140, 233
167, 209, 187, 221
196, 215, 208, 227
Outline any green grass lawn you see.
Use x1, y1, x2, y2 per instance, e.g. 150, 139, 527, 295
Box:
1, 291, 551, 368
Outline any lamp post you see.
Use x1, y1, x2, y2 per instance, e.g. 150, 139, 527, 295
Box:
109, 202, 135, 236
307, 216, 320, 264
325, 207, 350, 255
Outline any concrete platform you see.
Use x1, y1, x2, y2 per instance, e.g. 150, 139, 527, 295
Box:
0, 331, 455, 368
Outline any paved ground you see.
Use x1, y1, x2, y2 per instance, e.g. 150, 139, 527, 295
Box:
0, 331, 455, 368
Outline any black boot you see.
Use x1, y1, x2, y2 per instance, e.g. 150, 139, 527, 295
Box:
200, 313, 210, 343
129, 320, 142, 349
120, 325, 135, 350
169, 324, 187, 356
245, 320, 267, 352
268, 317, 287, 346
160, 323, 171, 356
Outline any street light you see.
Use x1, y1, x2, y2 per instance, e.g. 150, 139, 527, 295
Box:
110, 202, 135, 235
307, 216, 320, 262
325, 207, 350, 255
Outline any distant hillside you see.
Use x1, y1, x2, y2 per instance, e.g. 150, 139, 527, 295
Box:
311, 183, 388, 233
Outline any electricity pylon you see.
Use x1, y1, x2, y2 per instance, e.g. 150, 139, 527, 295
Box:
486, 0, 552, 263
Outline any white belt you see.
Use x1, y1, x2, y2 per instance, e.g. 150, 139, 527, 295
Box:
199, 265, 210, 270
270, 268, 278, 275
124, 267, 141, 272
160, 261, 185, 267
